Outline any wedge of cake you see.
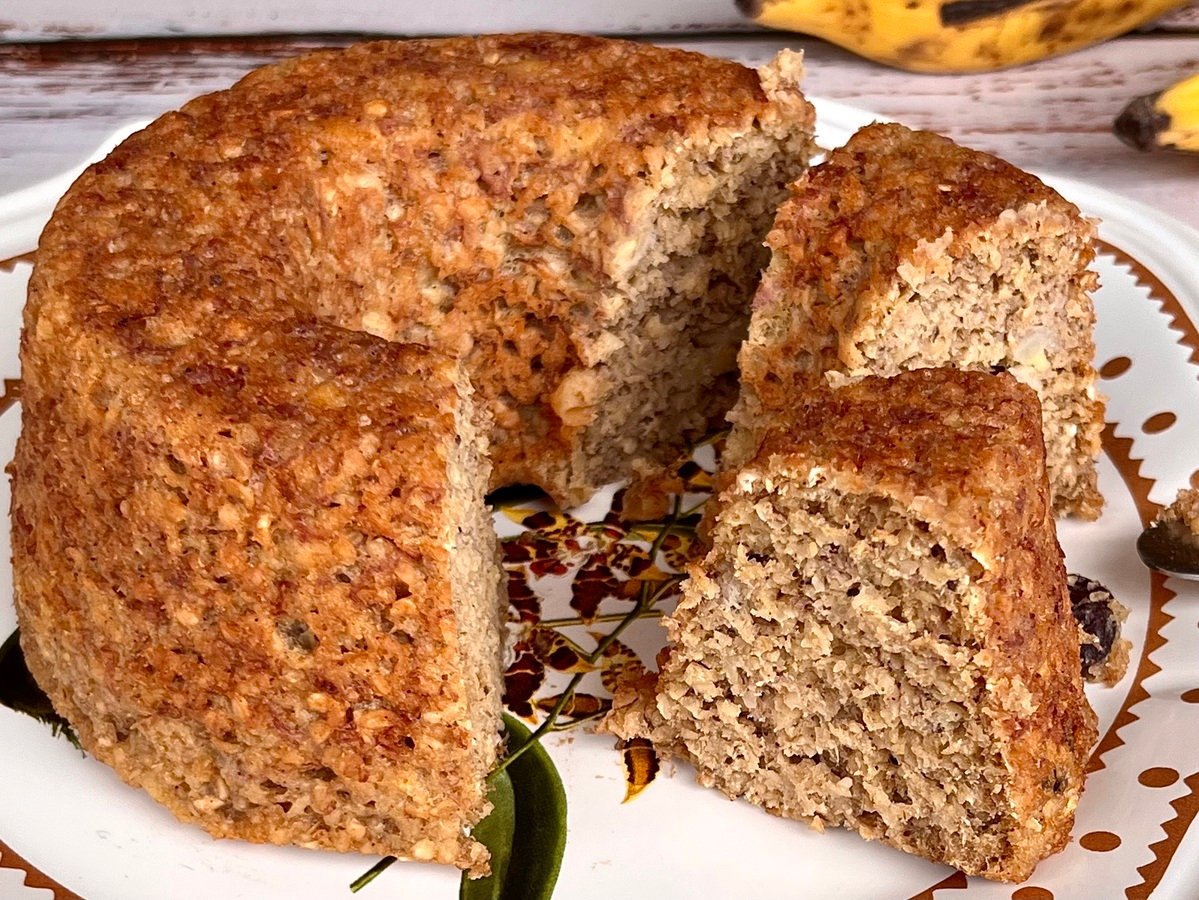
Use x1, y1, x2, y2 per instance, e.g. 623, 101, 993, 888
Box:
729, 123, 1104, 519
606, 368, 1097, 882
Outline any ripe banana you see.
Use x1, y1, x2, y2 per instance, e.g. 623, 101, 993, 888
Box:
1114, 73, 1199, 153
737, 0, 1188, 73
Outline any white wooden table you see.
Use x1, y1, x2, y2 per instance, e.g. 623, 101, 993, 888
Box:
2, 30, 1198, 231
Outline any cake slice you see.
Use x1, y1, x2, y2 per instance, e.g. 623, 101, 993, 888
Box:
607, 368, 1097, 882
729, 123, 1104, 518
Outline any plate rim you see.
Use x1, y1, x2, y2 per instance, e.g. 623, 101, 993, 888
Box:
2, 103, 1199, 900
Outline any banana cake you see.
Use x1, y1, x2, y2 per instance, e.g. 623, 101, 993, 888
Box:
606, 368, 1097, 882
11, 34, 817, 871
729, 123, 1104, 519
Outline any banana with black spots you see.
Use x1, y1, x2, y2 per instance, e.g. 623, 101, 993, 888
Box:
737, 0, 1187, 73
1114, 73, 1199, 153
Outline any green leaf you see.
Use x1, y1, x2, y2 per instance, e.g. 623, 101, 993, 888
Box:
459, 769, 515, 900
0, 629, 81, 749
461, 714, 567, 900
497, 714, 567, 900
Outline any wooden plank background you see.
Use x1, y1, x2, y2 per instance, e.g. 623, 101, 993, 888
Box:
2, 0, 1199, 40
3, 33, 1198, 228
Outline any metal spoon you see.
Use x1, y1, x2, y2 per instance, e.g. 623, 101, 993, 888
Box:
1137, 518, 1199, 581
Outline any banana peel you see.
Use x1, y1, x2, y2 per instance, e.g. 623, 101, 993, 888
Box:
738, 0, 1188, 74
1114, 73, 1199, 153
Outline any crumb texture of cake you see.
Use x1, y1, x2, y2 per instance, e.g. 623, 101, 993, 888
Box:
12, 34, 817, 866
730, 122, 1104, 519
609, 369, 1097, 882
1157, 486, 1199, 533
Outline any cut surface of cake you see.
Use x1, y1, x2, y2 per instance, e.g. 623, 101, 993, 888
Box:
607, 368, 1097, 882
730, 122, 1104, 519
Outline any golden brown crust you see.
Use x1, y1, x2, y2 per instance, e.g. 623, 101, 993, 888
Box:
762, 123, 1071, 301
761, 370, 1099, 851
26, 33, 811, 505
734, 123, 1104, 519
752, 369, 1048, 552
13, 325, 499, 869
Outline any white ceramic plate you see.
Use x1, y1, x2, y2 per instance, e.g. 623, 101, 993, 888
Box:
2, 100, 1199, 900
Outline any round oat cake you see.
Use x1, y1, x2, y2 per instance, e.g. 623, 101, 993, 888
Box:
11, 33, 815, 871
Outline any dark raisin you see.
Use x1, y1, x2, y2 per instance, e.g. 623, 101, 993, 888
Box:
1068, 573, 1120, 680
